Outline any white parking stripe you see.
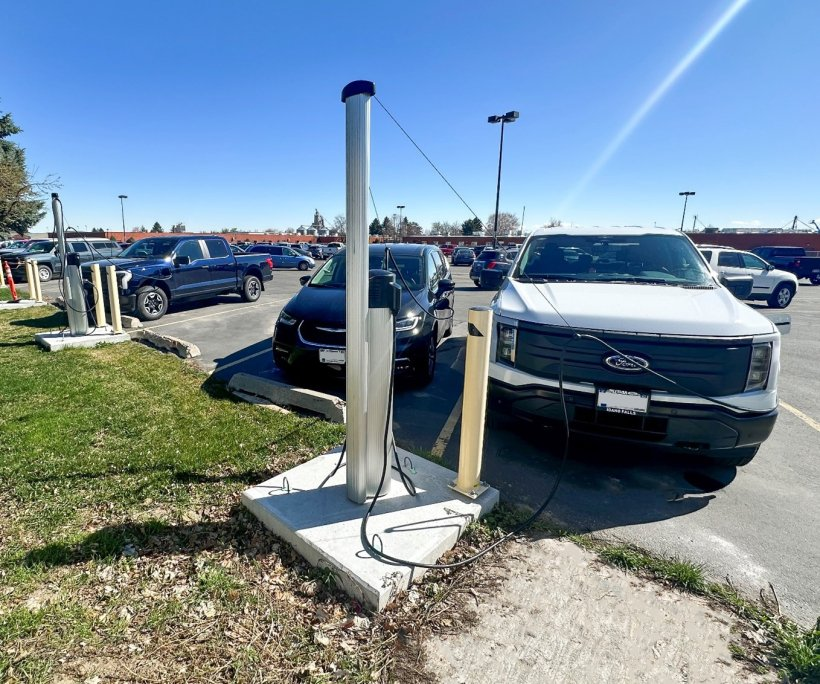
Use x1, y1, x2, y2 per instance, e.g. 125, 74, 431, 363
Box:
779, 400, 820, 433
215, 348, 271, 373
431, 394, 464, 458
143, 297, 289, 330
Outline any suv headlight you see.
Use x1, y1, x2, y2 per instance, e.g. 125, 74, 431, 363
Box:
395, 314, 420, 332
278, 310, 298, 326
745, 342, 772, 391
496, 324, 517, 365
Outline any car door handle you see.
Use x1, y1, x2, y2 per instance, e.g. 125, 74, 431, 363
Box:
200, 265, 209, 269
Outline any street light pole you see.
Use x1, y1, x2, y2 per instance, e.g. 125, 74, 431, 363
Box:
396, 205, 405, 242
118, 195, 128, 241
678, 191, 695, 232
489, 111, 519, 248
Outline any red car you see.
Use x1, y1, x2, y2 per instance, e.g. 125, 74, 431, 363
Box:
440, 244, 455, 257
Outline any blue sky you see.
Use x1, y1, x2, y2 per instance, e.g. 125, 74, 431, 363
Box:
4, 0, 819, 234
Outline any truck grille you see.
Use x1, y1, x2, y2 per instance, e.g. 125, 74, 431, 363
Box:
514, 323, 752, 397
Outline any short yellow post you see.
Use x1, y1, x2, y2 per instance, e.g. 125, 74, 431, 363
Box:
451, 306, 494, 498
0, 259, 6, 287
106, 265, 123, 333
32, 261, 43, 302
24, 260, 36, 299
90, 264, 107, 326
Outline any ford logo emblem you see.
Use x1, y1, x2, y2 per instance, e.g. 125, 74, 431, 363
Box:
604, 354, 649, 372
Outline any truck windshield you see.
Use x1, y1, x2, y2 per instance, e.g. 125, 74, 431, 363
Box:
309, 251, 424, 290
119, 238, 179, 259
513, 233, 714, 286
25, 241, 55, 254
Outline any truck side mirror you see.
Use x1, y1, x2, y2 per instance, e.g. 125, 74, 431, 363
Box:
174, 255, 191, 266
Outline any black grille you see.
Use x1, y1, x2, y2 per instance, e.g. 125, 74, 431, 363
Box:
514, 323, 752, 396
299, 322, 345, 347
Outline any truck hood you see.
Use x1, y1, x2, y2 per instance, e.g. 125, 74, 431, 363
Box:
82, 257, 172, 272
493, 279, 777, 337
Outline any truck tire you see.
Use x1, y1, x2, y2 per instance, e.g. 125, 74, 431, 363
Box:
705, 445, 758, 467
241, 275, 262, 302
297, 261, 309, 271
38, 264, 53, 282
135, 285, 168, 321
767, 283, 795, 309
473, 279, 481, 287
811, 274, 820, 285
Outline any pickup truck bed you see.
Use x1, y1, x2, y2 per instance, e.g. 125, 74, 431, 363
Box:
751, 246, 820, 284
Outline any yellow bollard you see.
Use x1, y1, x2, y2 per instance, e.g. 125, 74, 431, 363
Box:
106, 265, 123, 333
25, 260, 37, 299
0, 259, 6, 287
451, 306, 494, 498
90, 264, 107, 327
31, 261, 43, 302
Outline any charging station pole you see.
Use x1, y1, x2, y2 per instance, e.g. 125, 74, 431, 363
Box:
342, 80, 377, 504
52, 193, 88, 335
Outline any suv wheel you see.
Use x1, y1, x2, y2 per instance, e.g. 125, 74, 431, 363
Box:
38, 264, 53, 282
135, 285, 168, 321
767, 283, 795, 309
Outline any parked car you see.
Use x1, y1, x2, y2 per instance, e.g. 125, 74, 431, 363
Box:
307, 244, 326, 259
749, 246, 820, 284
0, 239, 33, 254
245, 244, 315, 271
487, 227, 786, 467
272, 243, 455, 385
472, 246, 485, 256
451, 247, 475, 266
469, 248, 509, 287
3, 238, 122, 282
230, 244, 246, 254
82, 235, 273, 321
698, 246, 798, 308
323, 241, 344, 258
440, 244, 455, 257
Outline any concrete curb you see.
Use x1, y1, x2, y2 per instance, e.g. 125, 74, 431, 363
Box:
228, 372, 346, 423
121, 315, 142, 329
130, 329, 201, 359
0, 299, 51, 311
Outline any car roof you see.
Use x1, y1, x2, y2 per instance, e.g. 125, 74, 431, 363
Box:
359, 243, 436, 256
530, 226, 680, 237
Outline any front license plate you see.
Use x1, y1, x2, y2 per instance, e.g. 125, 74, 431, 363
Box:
319, 348, 345, 365
596, 388, 649, 415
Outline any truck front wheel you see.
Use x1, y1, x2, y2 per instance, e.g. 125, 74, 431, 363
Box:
241, 275, 262, 302
767, 283, 795, 308
135, 286, 168, 321
38, 264, 53, 282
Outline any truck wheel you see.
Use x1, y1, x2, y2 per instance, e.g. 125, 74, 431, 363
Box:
811, 274, 820, 285
767, 283, 795, 309
135, 286, 168, 321
241, 275, 262, 302
705, 445, 758, 467
473, 279, 481, 287
297, 261, 309, 271
38, 264, 53, 282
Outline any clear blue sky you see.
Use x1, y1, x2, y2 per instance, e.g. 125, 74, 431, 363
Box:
4, 0, 819, 234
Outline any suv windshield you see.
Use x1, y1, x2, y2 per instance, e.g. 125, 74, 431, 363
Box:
310, 251, 425, 290
119, 238, 180, 259
513, 233, 714, 286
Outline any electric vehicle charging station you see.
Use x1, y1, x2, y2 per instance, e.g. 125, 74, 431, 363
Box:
241, 80, 499, 611
32, 193, 130, 351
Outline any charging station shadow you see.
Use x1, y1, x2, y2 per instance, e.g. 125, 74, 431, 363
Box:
444, 411, 738, 535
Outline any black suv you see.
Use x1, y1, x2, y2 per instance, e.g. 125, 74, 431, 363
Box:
272, 243, 454, 385
469, 248, 509, 287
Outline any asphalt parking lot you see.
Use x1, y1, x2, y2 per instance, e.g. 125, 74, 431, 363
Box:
40, 265, 820, 626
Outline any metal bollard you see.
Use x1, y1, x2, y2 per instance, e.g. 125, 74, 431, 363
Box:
105, 265, 123, 333
24, 260, 35, 298
90, 264, 107, 327
0, 259, 5, 287
33, 264, 43, 302
451, 306, 494, 498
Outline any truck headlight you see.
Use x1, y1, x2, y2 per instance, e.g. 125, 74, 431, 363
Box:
117, 271, 132, 290
745, 343, 772, 391
497, 324, 517, 365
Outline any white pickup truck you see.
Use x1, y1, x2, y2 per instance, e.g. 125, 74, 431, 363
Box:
488, 227, 783, 467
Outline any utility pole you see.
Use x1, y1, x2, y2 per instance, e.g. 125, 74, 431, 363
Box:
520, 205, 526, 236
692, 214, 697, 232
792, 215, 798, 231
678, 191, 695, 232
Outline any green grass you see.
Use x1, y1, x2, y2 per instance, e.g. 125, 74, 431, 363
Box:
0, 285, 29, 301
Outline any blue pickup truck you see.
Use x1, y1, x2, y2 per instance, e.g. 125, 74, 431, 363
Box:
82, 235, 274, 321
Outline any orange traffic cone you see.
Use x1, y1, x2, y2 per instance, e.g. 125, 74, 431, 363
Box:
2, 260, 20, 302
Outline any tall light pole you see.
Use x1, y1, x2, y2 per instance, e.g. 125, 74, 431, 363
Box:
488, 110, 519, 248
118, 195, 128, 240
678, 191, 695, 232
396, 204, 405, 242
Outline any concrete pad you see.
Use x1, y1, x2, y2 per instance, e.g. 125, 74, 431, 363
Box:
242, 448, 499, 611
229, 372, 346, 423
34, 327, 131, 351
0, 299, 50, 311
130, 329, 200, 358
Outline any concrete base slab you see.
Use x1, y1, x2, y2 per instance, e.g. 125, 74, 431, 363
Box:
129, 329, 200, 358
242, 448, 499, 611
0, 299, 49, 311
34, 327, 131, 351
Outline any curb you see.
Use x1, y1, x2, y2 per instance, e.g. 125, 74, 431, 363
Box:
228, 372, 346, 423
130, 329, 201, 359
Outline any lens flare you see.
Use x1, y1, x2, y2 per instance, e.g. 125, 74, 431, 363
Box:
557, 0, 751, 215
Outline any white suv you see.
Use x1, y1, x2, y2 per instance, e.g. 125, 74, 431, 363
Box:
698, 246, 798, 309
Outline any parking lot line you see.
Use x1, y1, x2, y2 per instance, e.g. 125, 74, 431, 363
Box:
431, 393, 463, 458
779, 400, 820, 433
215, 348, 271, 374
144, 298, 289, 330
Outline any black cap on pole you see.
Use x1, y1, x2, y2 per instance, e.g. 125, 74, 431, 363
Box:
341, 80, 376, 102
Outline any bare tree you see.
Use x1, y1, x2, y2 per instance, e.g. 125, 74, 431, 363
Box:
332, 214, 346, 234
430, 220, 461, 236
485, 212, 520, 236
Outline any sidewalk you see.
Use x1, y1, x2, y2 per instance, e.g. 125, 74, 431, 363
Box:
425, 538, 768, 683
